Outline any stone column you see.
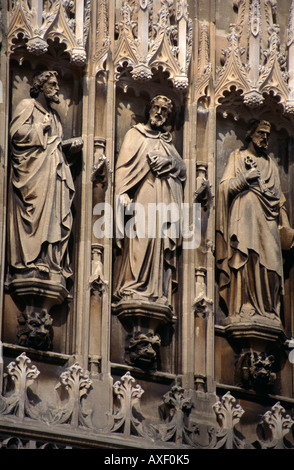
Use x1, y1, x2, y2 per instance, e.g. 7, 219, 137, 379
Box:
0, 3, 9, 342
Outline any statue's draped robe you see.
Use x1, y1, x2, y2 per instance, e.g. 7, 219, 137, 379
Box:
216, 148, 292, 318
114, 123, 186, 301
8, 98, 75, 278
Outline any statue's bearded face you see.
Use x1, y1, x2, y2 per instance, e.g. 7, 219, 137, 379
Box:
252, 124, 270, 150
42, 76, 60, 104
149, 98, 170, 129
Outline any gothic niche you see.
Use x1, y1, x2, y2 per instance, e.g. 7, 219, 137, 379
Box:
216, 118, 294, 382
6, 70, 83, 350
112, 93, 185, 370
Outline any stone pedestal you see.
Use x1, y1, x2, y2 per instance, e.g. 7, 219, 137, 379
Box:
112, 299, 175, 370
222, 312, 286, 389
6, 272, 69, 350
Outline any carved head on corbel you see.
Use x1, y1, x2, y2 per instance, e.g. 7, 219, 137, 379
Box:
236, 351, 276, 389
126, 331, 161, 369
17, 307, 53, 351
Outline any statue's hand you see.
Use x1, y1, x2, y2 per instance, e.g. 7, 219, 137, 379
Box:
148, 152, 171, 174
245, 167, 260, 183
69, 137, 83, 154
119, 193, 133, 208
62, 137, 83, 154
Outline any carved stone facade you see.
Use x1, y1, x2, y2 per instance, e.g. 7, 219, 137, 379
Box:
1, 0, 294, 453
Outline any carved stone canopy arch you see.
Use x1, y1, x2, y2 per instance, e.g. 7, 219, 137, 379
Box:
113, 0, 192, 90
214, 0, 294, 115
216, 89, 294, 135
7, 0, 90, 65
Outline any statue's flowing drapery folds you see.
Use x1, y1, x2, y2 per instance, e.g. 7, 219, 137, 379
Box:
8, 98, 75, 278
216, 148, 293, 319
114, 123, 186, 302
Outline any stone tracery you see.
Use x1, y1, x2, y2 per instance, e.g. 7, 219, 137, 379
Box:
1, 0, 294, 451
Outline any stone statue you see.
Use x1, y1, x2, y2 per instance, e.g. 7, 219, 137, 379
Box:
216, 119, 294, 321
7, 71, 82, 282
114, 95, 186, 304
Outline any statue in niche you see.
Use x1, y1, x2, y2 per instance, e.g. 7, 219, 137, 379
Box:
216, 119, 294, 322
113, 95, 186, 305
7, 71, 83, 283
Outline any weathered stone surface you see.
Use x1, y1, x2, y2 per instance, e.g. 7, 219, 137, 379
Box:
1, 0, 294, 451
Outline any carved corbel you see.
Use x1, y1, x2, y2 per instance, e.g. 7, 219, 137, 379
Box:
235, 350, 276, 389
113, 299, 174, 371
26, 36, 49, 55
17, 305, 53, 351
125, 331, 161, 369
7, 278, 69, 351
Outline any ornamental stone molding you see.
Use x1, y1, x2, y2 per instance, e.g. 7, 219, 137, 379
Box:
157, 385, 193, 444
108, 371, 146, 437
214, 0, 294, 114
212, 392, 250, 449
0, 352, 40, 420
194, 22, 212, 104
236, 351, 276, 389
0, 353, 294, 448
2, 0, 294, 452
113, 0, 192, 89
7, 0, 90, 65
258, 402, 294, 449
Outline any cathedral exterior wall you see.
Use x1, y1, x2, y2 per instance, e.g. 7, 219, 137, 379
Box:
0, 0, 294, 452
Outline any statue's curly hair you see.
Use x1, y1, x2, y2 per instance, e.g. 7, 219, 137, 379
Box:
30, 71, 58, 98
150, 95, 173, 113
144, 94, 174, 123
245, 118, 271, 142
